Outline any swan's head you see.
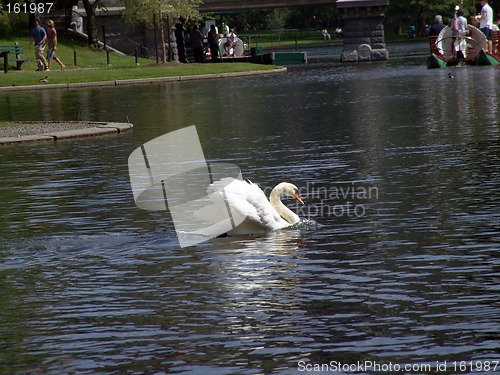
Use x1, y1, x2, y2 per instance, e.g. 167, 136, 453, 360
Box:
273, 182, 304, 204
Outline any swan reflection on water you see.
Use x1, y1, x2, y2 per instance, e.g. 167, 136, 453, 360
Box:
205, 229, 313, 296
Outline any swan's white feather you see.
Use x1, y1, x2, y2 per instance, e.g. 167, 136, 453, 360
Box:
195, 178, 291, 235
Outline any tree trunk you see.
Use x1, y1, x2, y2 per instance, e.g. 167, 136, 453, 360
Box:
166, 15, 171, 62
159, 10, 167, 63
82, 0, 100, 47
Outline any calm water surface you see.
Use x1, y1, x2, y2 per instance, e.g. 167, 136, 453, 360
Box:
0, 42, 499, 374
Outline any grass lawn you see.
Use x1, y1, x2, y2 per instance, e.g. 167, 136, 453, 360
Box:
0, 62, 279, 88
1, 34, 155, 70
0, 34, 281, 88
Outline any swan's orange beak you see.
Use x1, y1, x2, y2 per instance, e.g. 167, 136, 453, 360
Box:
295, 192, 304, 205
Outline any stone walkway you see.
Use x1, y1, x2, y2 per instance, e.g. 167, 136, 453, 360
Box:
0, 121, 133, 145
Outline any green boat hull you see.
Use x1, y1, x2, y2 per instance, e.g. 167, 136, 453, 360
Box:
426, 53, 447, 69
427, 50, 500, 69
475, 49, 500, 66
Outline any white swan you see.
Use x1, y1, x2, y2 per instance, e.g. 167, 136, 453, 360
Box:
195, 178, 304, 236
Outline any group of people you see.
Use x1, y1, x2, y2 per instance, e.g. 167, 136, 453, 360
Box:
30, 19, 66, 71
429, 0, 499, 56
188, 23, 238, 63
213, 24, 239, 60
321, 27, 343, 40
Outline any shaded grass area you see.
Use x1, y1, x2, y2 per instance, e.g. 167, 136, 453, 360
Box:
0, 34, 279, 88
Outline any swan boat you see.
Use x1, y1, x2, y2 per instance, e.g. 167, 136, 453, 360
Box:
426, 25, 500, 68
218, 37, 245, 57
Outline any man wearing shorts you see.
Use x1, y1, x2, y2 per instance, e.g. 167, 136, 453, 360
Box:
46, 20, 66, 70
477, 0, 493, 53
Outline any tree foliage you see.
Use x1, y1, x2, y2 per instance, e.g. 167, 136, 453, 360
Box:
385, 0, 484, 35
264, 8, 290, 30
121, 0, 202, 63
227, 4, 338, 32
215, 1, 490, 35
224, 0, 492, 34
122, 0, 202, 28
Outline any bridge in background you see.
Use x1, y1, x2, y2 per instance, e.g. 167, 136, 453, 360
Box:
199, 0, 334, 12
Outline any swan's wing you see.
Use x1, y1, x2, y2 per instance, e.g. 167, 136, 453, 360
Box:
195, 178, 259, 223
195, 178, 288, 233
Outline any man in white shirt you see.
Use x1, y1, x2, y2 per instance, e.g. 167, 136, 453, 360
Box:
477, 0, 494, 53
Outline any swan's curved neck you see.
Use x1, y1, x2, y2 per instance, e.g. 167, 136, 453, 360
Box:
269, 188, 300, 224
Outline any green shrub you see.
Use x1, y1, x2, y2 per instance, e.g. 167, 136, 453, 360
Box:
0, 13, 12, 37
9, 13, 29, 34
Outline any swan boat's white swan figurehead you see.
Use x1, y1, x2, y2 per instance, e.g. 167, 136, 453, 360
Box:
195, 178, 305, 236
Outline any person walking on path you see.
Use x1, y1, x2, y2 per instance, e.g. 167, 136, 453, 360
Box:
46, 20, 66, 70
30, 20, 49, 71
